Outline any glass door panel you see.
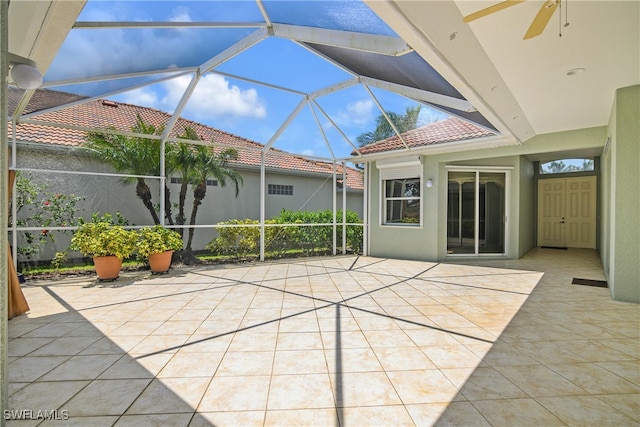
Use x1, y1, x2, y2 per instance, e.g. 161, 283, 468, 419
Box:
447, 172, 476, 254
479, 172, 505, 254
447, 170, 506, 256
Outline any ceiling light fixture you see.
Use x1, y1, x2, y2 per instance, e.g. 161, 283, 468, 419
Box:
8, 53, 43, 89
566, 67, 585, 76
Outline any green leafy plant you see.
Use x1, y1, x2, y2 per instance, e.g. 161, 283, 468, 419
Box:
136, 225, 184, 257
206, 209, 363, 259
71, 221, 137, 259
10, 172, 84, 262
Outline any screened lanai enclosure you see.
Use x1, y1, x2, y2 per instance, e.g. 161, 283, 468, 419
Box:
5, 0, 496, 267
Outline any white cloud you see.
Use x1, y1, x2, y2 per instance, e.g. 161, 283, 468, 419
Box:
302, 149, 316, 156
160, 74, 267, 121
340, 99, 375, 125
170, 7, 192, 22
116, 87, 159, 107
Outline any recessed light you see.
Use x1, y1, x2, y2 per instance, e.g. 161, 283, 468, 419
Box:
567, 67, 585, 76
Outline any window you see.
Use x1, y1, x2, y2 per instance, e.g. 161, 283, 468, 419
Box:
384, 178, 421, 224
377, 156, 423, 226
268, 184, 293, 195
540, 158, 594, 174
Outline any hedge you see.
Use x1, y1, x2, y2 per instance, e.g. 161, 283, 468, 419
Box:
206, 209, 362, 259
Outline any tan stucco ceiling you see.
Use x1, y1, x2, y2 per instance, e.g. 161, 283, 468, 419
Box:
366, 0, 640, 144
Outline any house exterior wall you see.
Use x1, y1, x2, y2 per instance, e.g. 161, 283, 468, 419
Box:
12, 143, 363, 263
366, 126, 608, 263
604, 84, 640, 303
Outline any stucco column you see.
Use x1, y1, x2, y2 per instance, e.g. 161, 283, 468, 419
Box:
1, 0, 10, 419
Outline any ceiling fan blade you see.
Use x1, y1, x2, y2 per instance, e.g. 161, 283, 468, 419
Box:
463, 0, 527, 23
524, 0, 560, 39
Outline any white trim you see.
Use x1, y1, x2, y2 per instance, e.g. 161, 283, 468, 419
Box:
445, 167, 511, 257
379, 159, 423, 227
376, 155, 422, 170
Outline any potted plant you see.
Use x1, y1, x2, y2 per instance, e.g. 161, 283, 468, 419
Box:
136, 225, 183, 273
71, 221, 137, 280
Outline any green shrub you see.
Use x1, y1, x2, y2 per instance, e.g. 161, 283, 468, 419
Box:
71, 222, 137, 259
136, 225, 183, 256
206, 209, 363, 259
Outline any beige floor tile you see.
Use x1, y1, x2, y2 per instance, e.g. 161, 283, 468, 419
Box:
548, 362, 640, 394
189, 411, 265, 427
22, 322, 84, 338
276, 332, 323, 350
472, 398, 565, 426
331, 371, 402, 407
272, 349, 328, 375
216, 351, 274, 376
361, 323, 416, 344
129, 334, 191, 355
8, 381, 89, 414
597, 359, 640, 385
8, 356, 70, 382
99, 353, 173, 379
404, 328, 460, 347
278, 317, 319, 333
80, 335, 146, 355
110, 321, 163, 336
321, 330, 370, 349
40, 354, 121, 381
28, 336, 101, 357
126, 377, 210, 414
386, 370, 462, 404
600, 338, 640, 359
406, 402, 490, 427
114, 413, 193, 427
264, 408, 337, 426
227, 332, 278, 352
7, 338, 55, 357
537, 395, 638, 426
199, 375, 271, 411
267, 373, 335, 410
421, 345, 482, 369
495, 364, 589, 397
458, 367, 528, 401
180, 334, 233, 353
325, 347, 383, 373
64, 379, 151, 416
597, 394, 640, 422
373, 346, 436, 371
339, 405, 415, 426
39, 415, 120, 426
158, 352, 225, 378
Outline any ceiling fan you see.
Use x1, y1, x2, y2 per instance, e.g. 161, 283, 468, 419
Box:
463, 0, 563, 40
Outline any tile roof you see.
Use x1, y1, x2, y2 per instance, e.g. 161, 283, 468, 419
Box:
354, 117, 496, 155
8, 88, 364, 191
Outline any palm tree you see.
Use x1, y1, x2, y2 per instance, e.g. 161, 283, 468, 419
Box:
185, 146, 243, 252
85, 114, 163, 224
357, 105, 422, 147
166, 128, 200, 237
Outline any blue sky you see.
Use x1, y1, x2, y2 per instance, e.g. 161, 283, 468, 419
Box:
45, 1, 448, 159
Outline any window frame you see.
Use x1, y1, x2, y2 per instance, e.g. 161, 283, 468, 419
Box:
376, 156, 423, 227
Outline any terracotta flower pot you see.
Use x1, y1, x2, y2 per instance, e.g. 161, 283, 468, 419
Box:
148, 250, 174, 273
93, 255, 123, 280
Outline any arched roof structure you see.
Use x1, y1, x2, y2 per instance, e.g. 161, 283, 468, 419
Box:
8, 0, 500, 163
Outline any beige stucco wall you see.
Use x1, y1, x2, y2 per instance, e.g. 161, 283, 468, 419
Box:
604, 85, 640, 302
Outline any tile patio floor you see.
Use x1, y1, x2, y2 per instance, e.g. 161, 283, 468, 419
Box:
6, 248, 639, 426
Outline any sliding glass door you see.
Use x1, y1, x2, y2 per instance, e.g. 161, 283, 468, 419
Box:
447, 170, 507, 255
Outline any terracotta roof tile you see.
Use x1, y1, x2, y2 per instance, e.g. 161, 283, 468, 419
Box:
8, 88, 364, 190
354, 117, 495, 155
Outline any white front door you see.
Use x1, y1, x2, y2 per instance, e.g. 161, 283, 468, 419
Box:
538, 176, 597, 248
